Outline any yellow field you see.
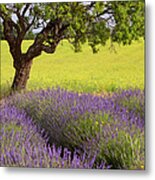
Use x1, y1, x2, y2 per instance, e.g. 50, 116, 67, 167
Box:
0, 39, 144, 95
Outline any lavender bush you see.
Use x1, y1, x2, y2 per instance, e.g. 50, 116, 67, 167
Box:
112, 89, 144, 120
94, 121, 144, 169
0, 105, 108, 169
1, 88, 144, 169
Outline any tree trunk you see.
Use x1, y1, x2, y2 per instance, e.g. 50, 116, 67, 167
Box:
11, 60, 33, 91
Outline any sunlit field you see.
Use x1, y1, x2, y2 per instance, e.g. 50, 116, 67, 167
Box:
1, 39, 144, 96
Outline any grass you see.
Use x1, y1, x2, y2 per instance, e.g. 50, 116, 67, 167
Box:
0, 39, 144, 97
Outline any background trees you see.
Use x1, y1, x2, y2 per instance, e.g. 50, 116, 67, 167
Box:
0, 1, 144, 91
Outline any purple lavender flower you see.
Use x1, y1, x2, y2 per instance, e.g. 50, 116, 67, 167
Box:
1, 87, 144, 169
0, 104, 108, 169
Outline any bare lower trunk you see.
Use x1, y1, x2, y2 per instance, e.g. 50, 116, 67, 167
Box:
11, 60, 33, 91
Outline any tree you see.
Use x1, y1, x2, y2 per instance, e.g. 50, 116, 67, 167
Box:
0, 1, 144, 91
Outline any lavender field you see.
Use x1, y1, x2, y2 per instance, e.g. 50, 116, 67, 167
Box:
0, 88, 144, 169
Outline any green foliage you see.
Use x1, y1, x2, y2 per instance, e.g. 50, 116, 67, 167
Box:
64, 113, 111, 150
0, 1, 144, 53
98, 129, 144, 169
111, 1, 145, 45
0, 4, 7, 14
25, 31, 35, 40
2, 123, 22, 133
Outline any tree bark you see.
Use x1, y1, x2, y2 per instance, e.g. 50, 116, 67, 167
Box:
11, 60, 33, 91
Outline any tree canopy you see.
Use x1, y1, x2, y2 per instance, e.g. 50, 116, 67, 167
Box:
0, 2, 144, 52
0, 1, 145, 90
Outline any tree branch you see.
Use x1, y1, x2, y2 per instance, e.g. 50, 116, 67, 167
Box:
96, 8, 113, 18
85, 2, 96, 10
42, 43, 56, 54
3, 19, 17, 59
25, 19, 70, 60
26, 15, 36, 32
16, 9, 26, 31
22, 3, 30, 17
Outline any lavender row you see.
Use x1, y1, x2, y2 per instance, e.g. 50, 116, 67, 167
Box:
6, 88, 144, 129
1, 88, 144, 169
0, 105, 108, 169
